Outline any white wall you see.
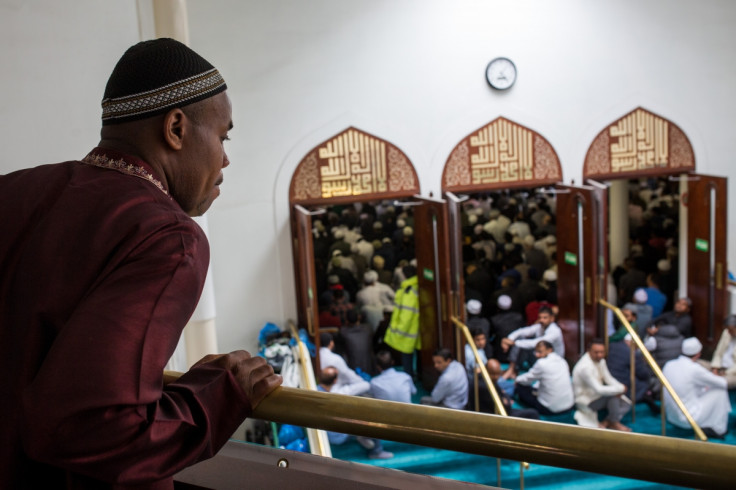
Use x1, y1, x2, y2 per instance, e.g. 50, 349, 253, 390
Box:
2, 0, 735, 354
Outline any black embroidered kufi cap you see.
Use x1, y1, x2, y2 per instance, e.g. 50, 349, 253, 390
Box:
101, 38, 227, 125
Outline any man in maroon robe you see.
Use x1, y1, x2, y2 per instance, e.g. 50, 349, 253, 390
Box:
0, 38, 282, 489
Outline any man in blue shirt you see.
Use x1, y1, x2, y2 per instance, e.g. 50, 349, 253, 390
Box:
421, 349, 469, 409
370, 350, 416, 403
643, 275, 667, 317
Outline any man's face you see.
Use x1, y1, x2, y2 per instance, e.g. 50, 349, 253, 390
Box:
174, 92, 233, 216
674, 299, 690, 314
589, 343, 606, 363
534, 344, 551, 359
473, 334, 487, 350
622, 309, 636, 325
433, 355, 452, 373
538, 312, 553, 328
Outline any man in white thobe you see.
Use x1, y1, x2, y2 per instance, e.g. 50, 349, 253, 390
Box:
663, 337, 731, 438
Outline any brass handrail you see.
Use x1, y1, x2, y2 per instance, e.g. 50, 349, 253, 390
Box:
286, 320, 331, 457
450, 316, 507, 417
598, 299, 707, 441
163, 371, 736, 487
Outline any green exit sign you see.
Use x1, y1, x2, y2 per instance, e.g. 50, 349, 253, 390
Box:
695, 238, 709, 253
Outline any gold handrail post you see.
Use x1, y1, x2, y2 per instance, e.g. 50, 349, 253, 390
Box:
473, 368, 480, 413
450, 317, 507, 417
661, 389, 666, 437
604, 308, 610, 354
598, 299, 707, 441
451, 315, 528, 485
630, 340, 636, 423
287, 320, 331, 457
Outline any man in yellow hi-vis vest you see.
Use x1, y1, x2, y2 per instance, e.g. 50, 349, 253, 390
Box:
384, 265, 420, 379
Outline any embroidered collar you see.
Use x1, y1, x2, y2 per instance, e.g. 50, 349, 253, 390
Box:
81, 148, 169, 197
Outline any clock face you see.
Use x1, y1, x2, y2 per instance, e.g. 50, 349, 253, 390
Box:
486, 57, 517, 90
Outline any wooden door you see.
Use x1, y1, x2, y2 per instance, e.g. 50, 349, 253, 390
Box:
687, 174, 728, 348
291, 205, 321, 365
445, 192, 467, 327
586, 180, 610, 332
556, 184, 607, 363
413, 196, 454, 388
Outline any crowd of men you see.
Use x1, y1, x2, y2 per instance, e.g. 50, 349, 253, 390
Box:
314, 180, 734, 449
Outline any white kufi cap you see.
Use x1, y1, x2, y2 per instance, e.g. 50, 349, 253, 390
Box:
682, 337, 703, 356
497, 294, 512, 310
466, 299, 482, 315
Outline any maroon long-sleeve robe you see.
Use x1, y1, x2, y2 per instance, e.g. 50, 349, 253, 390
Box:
0, 148, 250, 489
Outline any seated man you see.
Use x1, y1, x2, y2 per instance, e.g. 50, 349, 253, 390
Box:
466, 298, 492, 341
644, 320, 684, 369
464, 326, 494, 375
340, 310, 375, 376
626, 288, 652, 336
705, 314, 736, 389
647, 297, 692, 337
501, 306, 564, 379
663, 338, 732, 438
490, 294, 525, 363
319, 332, 370, 396
468, 359, 539, 420
370, 350, 416, 403
515, 340, 574, 415
318, 367, 393, 459
572, 338, 631, 431
607, 334, 657, 413
421, 348, 469, 410
609, 306, 638, 342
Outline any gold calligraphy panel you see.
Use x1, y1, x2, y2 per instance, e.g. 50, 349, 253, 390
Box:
610, 109, 668, 172
584, 107, 695, 179
318, 129, 388, 198
290, 127, 419, 205
469, 119, 534, 185
442, 117, 561, 192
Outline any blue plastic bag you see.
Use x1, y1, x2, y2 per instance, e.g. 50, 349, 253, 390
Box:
278, 424, 305, 446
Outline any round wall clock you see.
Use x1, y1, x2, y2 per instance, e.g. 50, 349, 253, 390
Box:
485, 57, 517, 90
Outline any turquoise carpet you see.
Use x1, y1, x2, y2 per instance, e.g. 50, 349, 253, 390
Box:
330, 390, 736, 489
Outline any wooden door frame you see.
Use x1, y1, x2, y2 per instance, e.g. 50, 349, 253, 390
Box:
686, 173, 728, 349
556, 184, 607, 363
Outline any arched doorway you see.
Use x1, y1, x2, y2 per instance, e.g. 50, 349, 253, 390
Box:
441, 116, 568, 360
288, 126, 421, 374
583, 107, 726, 351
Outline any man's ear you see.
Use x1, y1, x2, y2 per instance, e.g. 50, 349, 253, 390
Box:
162, 108, 187, 150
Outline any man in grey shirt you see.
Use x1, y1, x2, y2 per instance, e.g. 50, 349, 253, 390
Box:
370, 350, 416, 403
421, 348, 468, 409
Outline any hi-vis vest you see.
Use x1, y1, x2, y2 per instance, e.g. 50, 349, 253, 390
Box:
384, 276, 420, 354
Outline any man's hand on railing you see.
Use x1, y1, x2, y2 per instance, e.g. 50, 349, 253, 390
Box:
193, 351, 283, 410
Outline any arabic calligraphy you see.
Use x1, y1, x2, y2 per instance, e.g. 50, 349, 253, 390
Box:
318, 129, 388, 198
610, 108, 668, 173
468, 119, 534, 185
